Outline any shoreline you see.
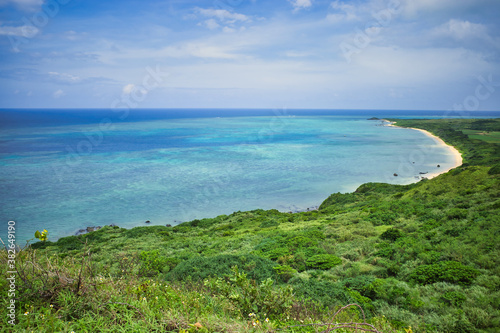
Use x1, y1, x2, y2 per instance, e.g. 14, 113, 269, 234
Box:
382, 119, 463, 179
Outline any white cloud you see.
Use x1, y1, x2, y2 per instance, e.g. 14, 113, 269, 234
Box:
187, 44, 239, 59
98, 41, 243, 61
345, 45, 492, 91
194, 7, 251, 31
63, 30, 88, 41
0, 0, 43, 12
433, 19, 488, 40
48, 71, 82, 84
289, 0, 312, 12
195, 8, 250, 23
122, 84, 148, 96
158, 43, 239, 59
429, 19, 499, 51
222, 26, 236, 33
0, 25, 39, 37
327, 1, 358, 22
53, 89, 64, 98
285, 50, 312, 57
201, 19, 220, 30
122, 84, 135, 94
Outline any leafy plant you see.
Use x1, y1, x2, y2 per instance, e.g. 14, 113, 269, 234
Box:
368, 211, 398, 226
166, 254, 280, 282
441, 291, 467, 307
259, 220, 279, 228
380, 228, 403, 242
273, 265, 297, 282
138, 250, 164, 277
35, 229, 49, 242
409, 261, 479, 286
204, 266, 294, 319
306, 254, 342, 270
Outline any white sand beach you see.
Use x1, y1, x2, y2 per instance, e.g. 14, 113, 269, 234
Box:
383, 120, 463, 179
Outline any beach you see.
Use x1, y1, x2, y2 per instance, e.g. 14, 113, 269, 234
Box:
383, 120, 463, 179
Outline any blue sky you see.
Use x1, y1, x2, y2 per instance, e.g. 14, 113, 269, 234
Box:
0, 0, 499, 110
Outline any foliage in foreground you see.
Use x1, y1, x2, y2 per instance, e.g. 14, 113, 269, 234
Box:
1, 118, 500, 332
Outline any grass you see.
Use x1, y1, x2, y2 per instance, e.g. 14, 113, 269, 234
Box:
1, 118, 499, 332
461, 129, 500, 144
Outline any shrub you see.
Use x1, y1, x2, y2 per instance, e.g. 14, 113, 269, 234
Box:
446, 208, 468, 220
375, 243, 395, 258
49, 235, 84, 251
340, 276, 376, 296
139, 250, 164, 277
204, 266, 294, 319
418, 251, 442, 264
259, 220, 279, 228
124, 225, 170, 237
171, 225, 191, 233
441, 291, 466, 307
488, 164, 500, 175
306, 254, 342, 270
380, 228, 403, 242
288, 236, 317, 250
265, 247, 290, 261
410, 261, 479, 286
290, 278, 350, 308
254, 233, 325, 270
302, 228, 326, 240
368, 211, 398, 226
166, 254, 280, 282
273, 265, 297, 282
319, 192, 359, 210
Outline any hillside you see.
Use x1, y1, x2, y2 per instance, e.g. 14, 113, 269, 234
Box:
2, 118, 499, 332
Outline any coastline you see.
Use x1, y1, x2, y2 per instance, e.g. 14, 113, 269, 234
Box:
383, 119, 463, 179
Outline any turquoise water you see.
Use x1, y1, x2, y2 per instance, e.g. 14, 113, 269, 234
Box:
0, 112, 461, 244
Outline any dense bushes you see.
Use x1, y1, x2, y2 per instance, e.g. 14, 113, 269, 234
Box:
204, 266, 294, 319
138, 250, 168, 277
368, 211, 398, 226
488, 164, 500, 175
380, 228, 403, 242
319, 192, 359, 210
306, 254, 342, 270
441, 290, 467, 306
253, 231, 331, 272
290, 278, 351, 308
166, 254, 280, 282
410, 261, 479, 286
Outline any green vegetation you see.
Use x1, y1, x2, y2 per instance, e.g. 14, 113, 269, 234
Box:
462, 129, 500, 144
1, 118, 499, 332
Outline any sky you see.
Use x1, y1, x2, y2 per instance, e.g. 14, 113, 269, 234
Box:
0, 0, 499, 110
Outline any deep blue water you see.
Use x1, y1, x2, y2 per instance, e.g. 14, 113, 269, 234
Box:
1, 109, 499, 244
2, 108, 499, 129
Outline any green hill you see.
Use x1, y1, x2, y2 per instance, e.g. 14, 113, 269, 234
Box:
2, 118, 499, 332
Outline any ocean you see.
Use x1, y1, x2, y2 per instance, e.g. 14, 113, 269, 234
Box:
1, 109, 499, 244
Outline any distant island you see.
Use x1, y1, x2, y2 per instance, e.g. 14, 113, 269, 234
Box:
3, 118, 499, 332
